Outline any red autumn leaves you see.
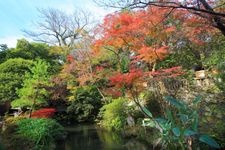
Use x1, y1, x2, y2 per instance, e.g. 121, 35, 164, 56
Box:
109, 69, 143, 88
31, 108, 56, 118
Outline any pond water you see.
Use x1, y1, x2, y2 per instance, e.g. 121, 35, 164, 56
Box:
56, 124, 150, 150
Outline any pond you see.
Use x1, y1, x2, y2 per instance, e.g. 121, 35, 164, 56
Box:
56, 124, 150, 150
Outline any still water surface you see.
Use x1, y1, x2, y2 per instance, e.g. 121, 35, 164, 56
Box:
56, 124, 149, 150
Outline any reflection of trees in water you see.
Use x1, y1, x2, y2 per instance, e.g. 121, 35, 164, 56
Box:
96, 127, 124, 149
125, 139, 148, 150
56, 124, 149, 150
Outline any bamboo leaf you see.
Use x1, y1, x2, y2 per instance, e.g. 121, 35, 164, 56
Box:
164, 96, 184, 109
192, 95, 201, 105
199, 134, 220, 148
142, 106, 153, 118
172, 127, 180, 137
184, 129, 197, 136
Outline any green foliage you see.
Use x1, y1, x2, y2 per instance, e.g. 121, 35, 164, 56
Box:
16, 118, 64, 149
7, 39, 53, 61
203, 35, 225, 67
157, 34, 225, 71
120, 52, 130, 73
215, 62, 225, 92
2, 39, 61, 74
2, 117, 64, 150
11, 60, 50, 108
99, 98, 126, 131
0, 44, 8, 63
0, 58, 33, 103
0, 58, 33, 75
200, 93, 225, 147
67, 86, 102, 122
148, 96, 220, 149
92, 48, 118, 68
199, 134, 220, 148
157, 48, 199, 70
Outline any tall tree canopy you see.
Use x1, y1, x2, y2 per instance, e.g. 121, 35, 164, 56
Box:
0, 58, 34, 103
95, 0, 225, 36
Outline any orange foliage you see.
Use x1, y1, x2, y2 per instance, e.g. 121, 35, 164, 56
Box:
109, 69, 143, 88
93, 7, 175, 64
137, 46, 169, 63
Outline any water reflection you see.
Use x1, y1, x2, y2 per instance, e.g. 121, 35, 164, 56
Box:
56, 124, 149, 150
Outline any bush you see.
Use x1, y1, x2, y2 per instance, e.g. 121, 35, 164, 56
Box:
215, 62, 225, 92
31, 108, 56, 118
67, 86, 102, 122
2, 118, 64, 150
144, 96, 220, 149
16, 118, 64, 149
99, 98, 126, 131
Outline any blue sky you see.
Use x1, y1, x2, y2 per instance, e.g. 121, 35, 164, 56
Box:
0, 0, 111, 48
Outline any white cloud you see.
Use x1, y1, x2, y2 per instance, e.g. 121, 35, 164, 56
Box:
0, 36, 32, 48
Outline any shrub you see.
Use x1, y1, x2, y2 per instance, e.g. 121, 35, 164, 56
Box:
2, 118, 64, 150
16, 118, 64, 149
215, 62, 225, 92
67, 86, 102, 122
143, 96, 220, 149
31, 108, 56, 118
100, 98, 126, 131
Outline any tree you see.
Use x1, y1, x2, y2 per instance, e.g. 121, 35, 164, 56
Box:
0, 44, 9, 63
0, 58, 33, 103
67, 86, 102, 122
91, 7, 184, 119
11, 60, 51, 117
24, 8, 91, 47
95, 0, 225, 36
5, 39, 61, 74
0, 44, 8, 51
94, 8, 175, 71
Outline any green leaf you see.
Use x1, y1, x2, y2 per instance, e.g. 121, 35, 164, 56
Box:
166, 109, 175, 126
199, 134, 220, 148
192, 111, 198, 131
192, 96, 201, 105
172, 127, 180, 137
155, 118, 168, 131
142, 118, 155, 127
184, 129, 197, 136
155, 118, 167, 124
179, 114, 189, 123
164, 96, 184, 109
142, 106, 153, 118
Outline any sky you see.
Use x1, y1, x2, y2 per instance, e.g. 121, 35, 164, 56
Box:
0, 0, 112, 48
